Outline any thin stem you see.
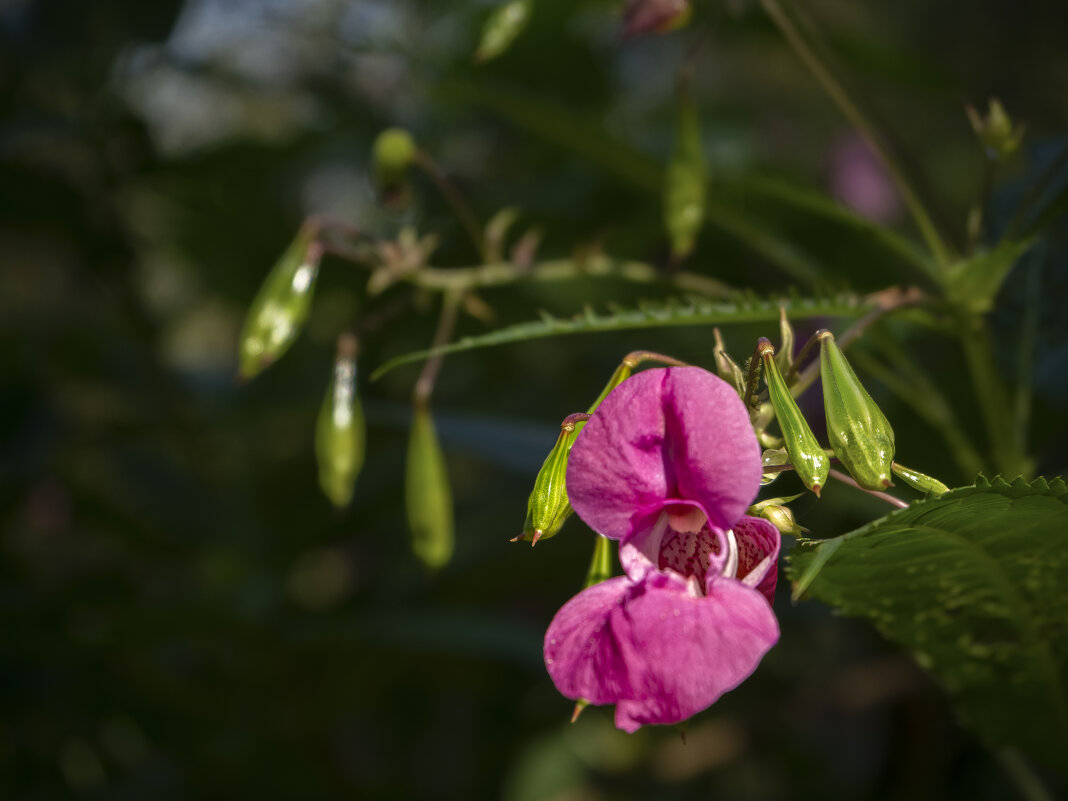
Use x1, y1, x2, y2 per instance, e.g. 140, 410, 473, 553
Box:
960, 320, 1032, 477
995, 748, 1056, 801
757, 0, 952, 271
829, 468, 908, 509
1014, 248, 1043, 460
337, 248, 735, 298
413, 150, 486, 261
773, 287, 927, 402
413, 290, 463, 405
584, 535, 615, 588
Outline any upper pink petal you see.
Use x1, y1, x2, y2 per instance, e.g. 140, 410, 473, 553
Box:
567, 367, 762, 541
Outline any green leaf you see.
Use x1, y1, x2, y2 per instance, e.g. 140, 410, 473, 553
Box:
370, 292, 869, 380
945, 238, 1034, 314
789, 476, 1068, 770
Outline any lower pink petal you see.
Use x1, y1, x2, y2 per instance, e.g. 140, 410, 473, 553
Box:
544, 569, 779, 732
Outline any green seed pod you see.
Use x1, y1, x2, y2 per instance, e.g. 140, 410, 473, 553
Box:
315, 335, 365, 508
238, 227, 321, 380
760, 339, 828, 496
406, 403, 454, 569
663, 83, 706, 261
891, 462, 950, 497
820, 332, 895, 491
517, 361, 637, 544
473, 0, 532, 63
519, 424, 576, 545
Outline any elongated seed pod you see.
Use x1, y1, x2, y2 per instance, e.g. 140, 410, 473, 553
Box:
760, 339, 828, 495
891, 462, 949, 497
315, 335, 365, 508
406, 403, 454, 569
473, 0, 532, 63
238, 227, 321, 380
820, 332, 895, 491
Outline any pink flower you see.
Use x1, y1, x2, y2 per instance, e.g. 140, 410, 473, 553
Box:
543, 367, 780, 732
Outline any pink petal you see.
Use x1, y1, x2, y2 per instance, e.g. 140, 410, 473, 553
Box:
544, 569, 779, 732
733, 515, 780, 605
543, 576, 642, 705
567, 367, 762, 541
613, 573, 779, 733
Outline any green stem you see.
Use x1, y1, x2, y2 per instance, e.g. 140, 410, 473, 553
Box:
358, 254, 734, 297
584, 535, 615, 588
959, 317, 1031, 477
757, 0, 952, 272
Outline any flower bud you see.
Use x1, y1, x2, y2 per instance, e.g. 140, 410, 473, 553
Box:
757, 504, 808, 537
238, 227, 321, 380
663, 83, 705, 260
372, 128, 417, 210
474, 0, 532, 63
623, 0, 691, 37
819, 332, 895, 491
891, 462, 950, 497
760, 340, 828, 496
315, 335, 365, 508
406, 402, 454, 569
966, 98, 1025, 160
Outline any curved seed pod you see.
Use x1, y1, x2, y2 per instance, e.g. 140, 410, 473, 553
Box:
406, 403, 454, 569
474, 0, 532, 63
238, 227, 321, 380
820, 332, 895, 490
519, 423, 576, 545
516, 360, 640, 544
760, 340, 828, 496
891, 462, 950, 497
315, 335, 365, 508
663, 82, 706, 260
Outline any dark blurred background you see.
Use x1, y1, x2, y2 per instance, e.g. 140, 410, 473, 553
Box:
2, 0, 1067, 799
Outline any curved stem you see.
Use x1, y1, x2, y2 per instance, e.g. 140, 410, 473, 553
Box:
757, 0, 952, 272
829, 468, 908, 509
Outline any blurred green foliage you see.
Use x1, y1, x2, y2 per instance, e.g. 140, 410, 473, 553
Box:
2, 0, 1067, 799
